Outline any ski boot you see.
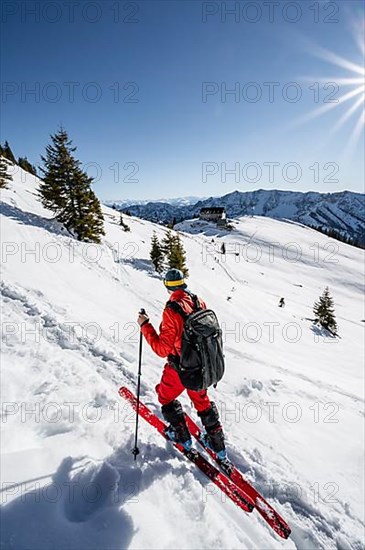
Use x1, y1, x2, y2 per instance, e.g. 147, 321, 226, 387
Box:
200, 429, 233, 475
198, 402, 233, 476
216, 454, 233, 476
162, 400, 193, 452
165, 424, 193, 451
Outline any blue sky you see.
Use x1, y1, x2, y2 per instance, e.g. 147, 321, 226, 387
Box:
1, 0, 364, 200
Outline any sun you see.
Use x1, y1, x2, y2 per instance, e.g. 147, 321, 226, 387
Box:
295, 17, 365, 155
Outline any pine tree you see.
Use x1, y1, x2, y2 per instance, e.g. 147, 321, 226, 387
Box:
18, 156, 37, 176
161, 230, 174, 258
119, 213, 130, 232
2, 141, 16, 164
0, 156, 13, 189
39, 128, 105, 243
313, 287, 338, 335
167, 216, 177, 229
39, 128, 75, 214
70, 173, 105, 243
150, 232, 164, 273
168, 234, 189, 276
160, 230, 188, 275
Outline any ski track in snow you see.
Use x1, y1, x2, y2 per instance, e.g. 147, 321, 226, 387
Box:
1, 168, 364, 550
0, 280, 141, 394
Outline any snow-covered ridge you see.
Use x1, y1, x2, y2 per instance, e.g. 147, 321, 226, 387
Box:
122, 189, 365, 244
1, 164, 364, 549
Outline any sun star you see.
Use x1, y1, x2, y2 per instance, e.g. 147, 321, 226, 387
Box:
295, 18, 365, 155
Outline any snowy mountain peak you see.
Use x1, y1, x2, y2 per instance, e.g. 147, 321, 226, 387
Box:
122, 189, 365, 245
104, 195, 206, 209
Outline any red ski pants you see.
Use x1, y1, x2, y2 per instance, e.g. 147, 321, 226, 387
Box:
156, 364, 211, 413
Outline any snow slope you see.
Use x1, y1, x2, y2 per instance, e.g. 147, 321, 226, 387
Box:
1, 165, 364, 550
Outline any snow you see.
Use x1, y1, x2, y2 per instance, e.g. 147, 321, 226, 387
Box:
1, 164, 364, 549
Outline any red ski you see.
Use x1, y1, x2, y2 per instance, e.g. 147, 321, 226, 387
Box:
119, 386, 254, 514
185, 414, 291, 539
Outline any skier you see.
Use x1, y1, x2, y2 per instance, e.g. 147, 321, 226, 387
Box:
137, 268, 228, 462
278, 297, 285, 308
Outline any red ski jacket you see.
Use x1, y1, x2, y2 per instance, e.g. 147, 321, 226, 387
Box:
141, 289, 206, 359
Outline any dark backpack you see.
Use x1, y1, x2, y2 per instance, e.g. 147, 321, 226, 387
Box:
167, 294, 225, 391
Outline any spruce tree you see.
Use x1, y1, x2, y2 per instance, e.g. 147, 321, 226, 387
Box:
70, 172, 105, 243
39, 128, 75, 214
160, 230, 188, 275
39, 128, 105, 243
150, 232, 164, 273
167, 216, 177, 229
119, 213, 130, 232
2, 141, 16, 164
0, 156, 12, 189
169, 234, 189, 276
18, 157, 37, 176
313, 287, 338, 335
161, 230, 174, 258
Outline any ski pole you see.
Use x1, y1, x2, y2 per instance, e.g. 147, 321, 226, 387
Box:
132, 308, 146, 460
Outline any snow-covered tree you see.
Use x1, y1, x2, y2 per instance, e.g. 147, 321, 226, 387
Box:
313, 287, 338, 335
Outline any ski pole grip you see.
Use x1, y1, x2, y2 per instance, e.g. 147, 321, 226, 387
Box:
139, 308, 149, 328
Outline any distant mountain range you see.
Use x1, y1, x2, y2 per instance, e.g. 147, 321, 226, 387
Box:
109, 189, 365, 244
104, 196, 205, 209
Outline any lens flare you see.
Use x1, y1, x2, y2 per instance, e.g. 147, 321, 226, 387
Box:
294, 18, 365, 156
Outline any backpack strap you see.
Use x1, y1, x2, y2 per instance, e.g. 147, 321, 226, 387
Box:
166, 300, 188, 320
166, 292, 201, 319
183, 290, 202, 312
191, 293, 202, 312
